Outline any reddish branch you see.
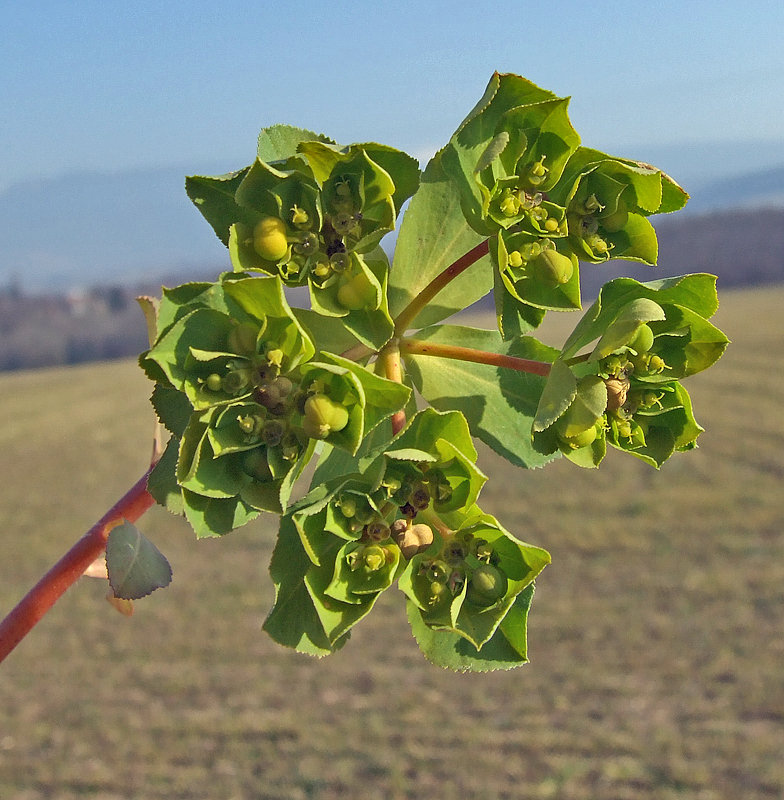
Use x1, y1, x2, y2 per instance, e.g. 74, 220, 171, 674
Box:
401, 338, 552, 377
0, 469, 155, 665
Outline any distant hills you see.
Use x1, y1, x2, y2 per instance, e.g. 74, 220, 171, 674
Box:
578, 207, 784, 299
0, 140, 783, 292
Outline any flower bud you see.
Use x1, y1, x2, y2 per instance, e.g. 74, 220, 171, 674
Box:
499, 189, 521, 217
508, 250, 524, 268
253, 217, 289, 262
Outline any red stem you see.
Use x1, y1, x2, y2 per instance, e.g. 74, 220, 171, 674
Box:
401, 338, 552, 377
393, 239, 490, 335
0, 469, 155, 665
379, 341, 407, 435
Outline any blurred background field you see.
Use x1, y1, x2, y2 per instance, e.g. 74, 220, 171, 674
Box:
0, 286, 782, 800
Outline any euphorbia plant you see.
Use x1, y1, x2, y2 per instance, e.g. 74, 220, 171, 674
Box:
0, 73, 728, 671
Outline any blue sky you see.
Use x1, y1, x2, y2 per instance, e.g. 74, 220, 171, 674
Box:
2, 0, 784, 192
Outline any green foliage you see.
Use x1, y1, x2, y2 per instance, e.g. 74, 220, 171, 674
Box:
137, 72, 728, 671
105, 522, 173, 600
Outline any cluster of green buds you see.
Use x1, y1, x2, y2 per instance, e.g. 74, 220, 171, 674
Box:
187, 133, 419, 319
532, 279, 729, 468
408, 528, 509, 610
140, 274, 409, 536
440, 73, 687, 321
132, 74, 729, 671
398, 514, 550, 654
262, 409, 537, 655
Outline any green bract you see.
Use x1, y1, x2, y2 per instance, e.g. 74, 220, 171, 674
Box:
136, 72, 728, 672
532, 276, 728, 468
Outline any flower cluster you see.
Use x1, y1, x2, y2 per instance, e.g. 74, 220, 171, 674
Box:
262, 409, 547, 658
441, 73, 686, 318
532, 282, 729, 468
141, 274, 409, 535
188, 136, 419, 319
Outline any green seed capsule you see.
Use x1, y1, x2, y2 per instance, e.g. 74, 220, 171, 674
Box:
290, 205, 310, 228
600, 206, 629, 233
557, 423, 598, 450
227, 323, 258, 356
525, 155, 548, 187
628, 323, 655, 354
648, 355, 666, 374
336, 271, 376, 311
313, 259, 331, 278
303, 393, 350, 439
467, 564, 509, 606
241, 448, 272, 481
531, 249, 574, 289
205, 373, 223, 392
237, 415, 257, 434
253, 217, 289, 262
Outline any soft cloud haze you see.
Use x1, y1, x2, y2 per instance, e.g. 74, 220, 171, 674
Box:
2, 0, 784, 192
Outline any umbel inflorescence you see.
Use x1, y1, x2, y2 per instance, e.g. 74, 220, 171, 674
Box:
136, 73, 728, 671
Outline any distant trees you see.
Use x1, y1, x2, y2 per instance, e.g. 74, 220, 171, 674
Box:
1, 207, 782, 372
0, 284, 149, 371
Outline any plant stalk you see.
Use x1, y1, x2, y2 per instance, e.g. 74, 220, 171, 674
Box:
0, 469, 156, 665
401, 337, 552, 377
378, 341, 407, 435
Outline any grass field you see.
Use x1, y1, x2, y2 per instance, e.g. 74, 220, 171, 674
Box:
0, 285, 782, 800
